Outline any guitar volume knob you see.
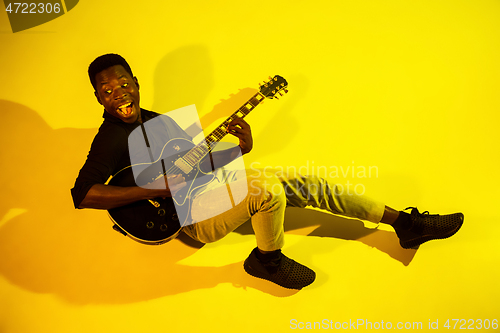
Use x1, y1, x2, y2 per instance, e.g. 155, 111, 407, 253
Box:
146, 221, 154, 229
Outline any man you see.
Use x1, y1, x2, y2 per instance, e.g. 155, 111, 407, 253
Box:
71, 54, 464, 290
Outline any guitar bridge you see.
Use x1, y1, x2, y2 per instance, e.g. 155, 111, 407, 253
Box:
174, 158, 193, 174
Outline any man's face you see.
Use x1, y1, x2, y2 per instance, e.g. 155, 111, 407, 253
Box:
94, 65, 141, 124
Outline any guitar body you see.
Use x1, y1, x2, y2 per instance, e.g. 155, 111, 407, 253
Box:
108, 138, 215, 245
106, 75, 287, 245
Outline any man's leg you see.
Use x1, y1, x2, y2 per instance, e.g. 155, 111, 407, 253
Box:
380, 206, 400, 224
183, 169, 316, 289
277, 171, 386, 223
184, 169, 286, 250
277, 170, 464, 249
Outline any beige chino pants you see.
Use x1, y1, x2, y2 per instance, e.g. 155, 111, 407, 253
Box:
183, 169, 385, 251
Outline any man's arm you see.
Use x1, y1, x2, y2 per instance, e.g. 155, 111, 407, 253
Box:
79, 184, 156, 209
78, 175, 186, 210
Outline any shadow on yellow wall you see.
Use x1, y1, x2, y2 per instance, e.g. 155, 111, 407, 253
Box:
0, 46, 417, 305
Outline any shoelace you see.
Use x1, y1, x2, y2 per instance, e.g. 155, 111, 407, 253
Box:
404, 207, 437, 216
404, 207, 435, 232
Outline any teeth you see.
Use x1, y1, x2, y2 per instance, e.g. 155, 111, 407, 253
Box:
118, 102, 132, 109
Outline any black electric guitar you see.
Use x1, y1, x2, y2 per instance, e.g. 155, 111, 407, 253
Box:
107, 76, 288, 245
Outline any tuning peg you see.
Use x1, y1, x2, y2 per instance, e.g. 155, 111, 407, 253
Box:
268, 76, 273, 80
284, 89, 288, 93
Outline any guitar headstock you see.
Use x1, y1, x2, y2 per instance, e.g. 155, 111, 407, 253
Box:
259, 75, 288, 99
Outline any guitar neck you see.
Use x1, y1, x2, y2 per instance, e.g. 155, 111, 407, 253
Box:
181, 92, 266, 166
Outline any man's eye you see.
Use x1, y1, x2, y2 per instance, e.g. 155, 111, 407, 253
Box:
122, 83, 129, 88
105, 90, 112, 94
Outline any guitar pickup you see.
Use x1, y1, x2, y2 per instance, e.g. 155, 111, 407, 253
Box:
174, 158, 193, 174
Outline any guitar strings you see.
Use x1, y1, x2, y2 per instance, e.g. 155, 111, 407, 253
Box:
152, 80, 286, 190
161, 92, 264, 179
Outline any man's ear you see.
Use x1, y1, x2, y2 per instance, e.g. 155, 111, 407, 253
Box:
94, 90, 103, 105
134, 76, 139, 90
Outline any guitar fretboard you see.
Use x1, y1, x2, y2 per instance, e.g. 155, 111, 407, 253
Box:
181, 92, 266, 167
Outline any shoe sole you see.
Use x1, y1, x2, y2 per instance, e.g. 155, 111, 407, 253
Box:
400, 213, 464, 249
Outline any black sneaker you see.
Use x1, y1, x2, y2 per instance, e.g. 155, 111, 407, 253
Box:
396, 207, 464, 249
243, 248, 316, 289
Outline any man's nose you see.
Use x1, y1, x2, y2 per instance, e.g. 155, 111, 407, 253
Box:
113, 87, 127, 100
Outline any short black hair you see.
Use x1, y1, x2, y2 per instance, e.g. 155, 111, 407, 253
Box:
88, 53, 134, 90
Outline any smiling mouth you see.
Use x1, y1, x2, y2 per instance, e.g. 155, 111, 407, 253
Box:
117, 102, 133, 116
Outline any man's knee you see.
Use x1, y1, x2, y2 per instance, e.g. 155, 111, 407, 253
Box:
248, 173, 286, 207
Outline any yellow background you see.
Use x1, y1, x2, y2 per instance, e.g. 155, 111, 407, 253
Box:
1, 0, 499, 332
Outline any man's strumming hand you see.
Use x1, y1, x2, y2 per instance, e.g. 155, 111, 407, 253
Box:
145, 174, 186, 198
